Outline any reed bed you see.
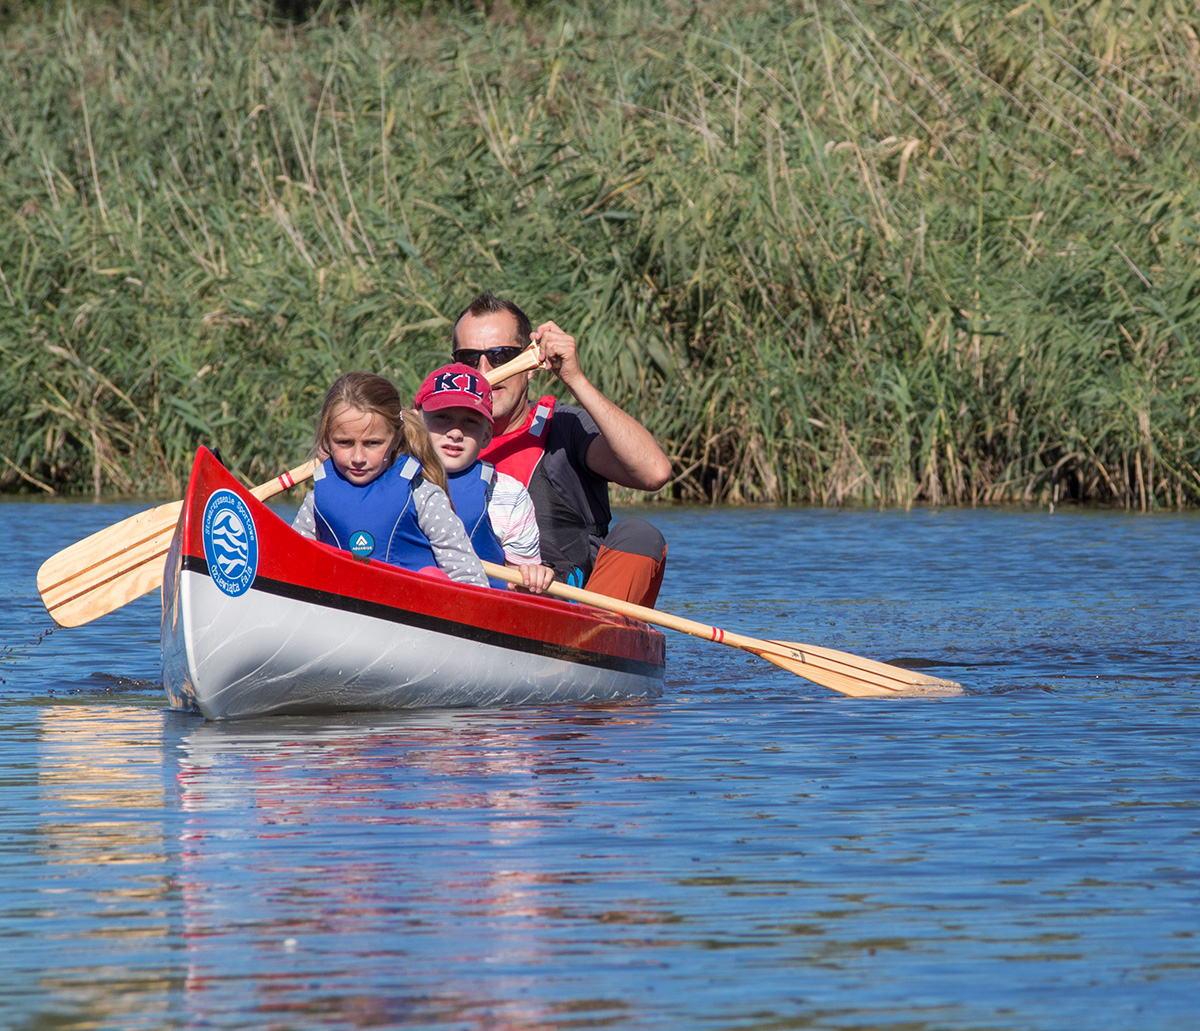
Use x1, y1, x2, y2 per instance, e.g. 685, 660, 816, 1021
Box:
1, 0, 1197, 508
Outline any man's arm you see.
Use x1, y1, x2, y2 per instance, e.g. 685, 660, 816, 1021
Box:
533, 322, 672, 492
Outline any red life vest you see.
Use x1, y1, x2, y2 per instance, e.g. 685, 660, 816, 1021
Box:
480, 395, 556, 486
481, 395, 611, 583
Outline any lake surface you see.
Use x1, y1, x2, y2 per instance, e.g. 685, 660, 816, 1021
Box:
2, 497, 1198, 1030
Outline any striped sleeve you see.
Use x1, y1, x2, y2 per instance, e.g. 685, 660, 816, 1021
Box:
488, 472, 542, 564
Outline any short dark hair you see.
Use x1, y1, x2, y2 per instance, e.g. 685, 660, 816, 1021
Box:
451, 291, 532, 349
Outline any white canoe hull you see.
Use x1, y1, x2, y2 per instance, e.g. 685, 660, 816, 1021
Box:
162, 448, 666, 720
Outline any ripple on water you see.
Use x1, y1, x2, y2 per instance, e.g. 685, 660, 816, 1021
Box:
1, 502, 1198, 1029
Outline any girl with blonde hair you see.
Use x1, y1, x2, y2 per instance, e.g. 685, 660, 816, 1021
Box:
291, 371, 487, 586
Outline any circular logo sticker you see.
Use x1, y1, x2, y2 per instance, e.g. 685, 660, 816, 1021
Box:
349, 530, 375, 560
202, 489, 259, 597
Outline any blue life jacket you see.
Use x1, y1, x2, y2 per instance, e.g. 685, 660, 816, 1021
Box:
312, 456, 436, 571
445, 461, 507, 588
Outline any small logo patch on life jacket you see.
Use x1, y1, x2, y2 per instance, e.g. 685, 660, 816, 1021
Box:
349, 530, 375, 560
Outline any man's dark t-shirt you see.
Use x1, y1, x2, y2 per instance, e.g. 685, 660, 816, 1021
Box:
525, 402, 614, 582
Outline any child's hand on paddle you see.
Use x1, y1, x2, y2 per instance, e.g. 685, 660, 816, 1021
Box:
509, 562, 555, 594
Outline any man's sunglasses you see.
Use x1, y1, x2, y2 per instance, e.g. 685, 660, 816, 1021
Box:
451, 346, 526, 369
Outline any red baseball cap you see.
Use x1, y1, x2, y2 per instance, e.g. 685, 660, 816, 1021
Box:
413, 363, 494, 424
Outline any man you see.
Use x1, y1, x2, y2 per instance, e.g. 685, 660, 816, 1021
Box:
448, 291, 671, 607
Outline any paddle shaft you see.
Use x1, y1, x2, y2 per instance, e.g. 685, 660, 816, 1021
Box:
480, 561, 963, 698
482, 560, 758, 643
482, 558, 827, 655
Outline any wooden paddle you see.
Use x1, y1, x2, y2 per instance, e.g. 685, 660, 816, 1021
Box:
37, 462, 321, 628
37, 345, 544, 628
481, 561, 963, 699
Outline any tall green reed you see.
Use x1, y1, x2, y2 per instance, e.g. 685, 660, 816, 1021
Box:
1, 0, 1197, 508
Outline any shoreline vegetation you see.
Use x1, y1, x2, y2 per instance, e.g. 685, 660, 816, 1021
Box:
1, 0, 1198, 509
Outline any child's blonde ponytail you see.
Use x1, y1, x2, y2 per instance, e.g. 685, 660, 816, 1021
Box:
400, 408, 448, 495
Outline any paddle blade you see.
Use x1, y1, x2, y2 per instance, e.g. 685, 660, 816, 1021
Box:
37, 459, 319, 628
37, 500, 183, 627
758, 639, 964, 697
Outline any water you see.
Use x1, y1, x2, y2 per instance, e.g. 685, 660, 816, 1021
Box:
2, 498, 1198, 1030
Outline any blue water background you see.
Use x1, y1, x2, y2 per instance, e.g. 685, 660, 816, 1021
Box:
1, 498, 1198, 1030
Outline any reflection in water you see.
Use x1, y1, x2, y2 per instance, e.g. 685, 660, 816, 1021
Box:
31, 706, 175, 1027
173, 706, 664, 1029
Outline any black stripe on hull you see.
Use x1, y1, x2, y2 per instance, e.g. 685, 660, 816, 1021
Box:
182, 555, 664, 681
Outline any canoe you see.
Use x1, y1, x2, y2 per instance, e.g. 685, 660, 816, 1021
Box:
162, 447, 666, 720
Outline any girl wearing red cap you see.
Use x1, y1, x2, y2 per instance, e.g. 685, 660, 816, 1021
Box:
415, 363, 554, 594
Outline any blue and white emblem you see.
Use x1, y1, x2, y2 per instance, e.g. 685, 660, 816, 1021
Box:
349, 530, 375, 560
202, 489, 259, 597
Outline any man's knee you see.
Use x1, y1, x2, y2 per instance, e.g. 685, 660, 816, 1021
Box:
584, 518, 667, 608
599, 517, 666, 562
